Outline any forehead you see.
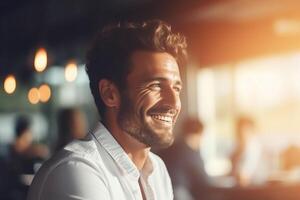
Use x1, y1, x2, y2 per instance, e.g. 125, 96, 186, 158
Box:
127, 51, 181, 82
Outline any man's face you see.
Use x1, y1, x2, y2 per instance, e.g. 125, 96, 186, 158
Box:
117, 51, 182, 149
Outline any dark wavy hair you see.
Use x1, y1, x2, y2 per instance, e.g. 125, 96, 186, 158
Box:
85, 20, 187, 118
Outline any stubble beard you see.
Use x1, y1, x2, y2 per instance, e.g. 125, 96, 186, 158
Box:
117, 96, 174, 149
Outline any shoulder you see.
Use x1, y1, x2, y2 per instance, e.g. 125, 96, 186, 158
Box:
44, 134, 102, 172
28, 135, 110, 200
40, 134, 105, 177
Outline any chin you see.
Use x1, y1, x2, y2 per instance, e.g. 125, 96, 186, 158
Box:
150, 137, 174, 150
147, 128, 175, 149
158, 138, 174, 148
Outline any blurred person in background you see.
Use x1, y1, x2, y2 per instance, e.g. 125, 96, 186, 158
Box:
159, 117, 212, 200
28, 20, 187, 200
54, 107, 87, 152
230, 116, 267, 186
3, 115, 49, 200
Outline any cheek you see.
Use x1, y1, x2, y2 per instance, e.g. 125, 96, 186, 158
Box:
134, 90, 161, 116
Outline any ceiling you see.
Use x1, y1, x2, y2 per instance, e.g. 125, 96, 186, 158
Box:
1, 0, 300, 80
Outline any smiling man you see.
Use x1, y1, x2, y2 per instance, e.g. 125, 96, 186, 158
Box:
28, 20, 187, 200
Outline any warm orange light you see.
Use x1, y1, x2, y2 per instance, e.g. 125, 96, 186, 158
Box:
34, 48, 47, 72
28, 88, 40, 104
39, 84, 51, 103
4, 75, 16, 94
274, 19, 300, 36
65, 62, 78, 82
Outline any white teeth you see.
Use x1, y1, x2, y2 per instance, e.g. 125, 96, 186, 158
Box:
151, 114, 173, 123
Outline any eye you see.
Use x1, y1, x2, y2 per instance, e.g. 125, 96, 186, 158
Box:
149, 83, 161, 90
173, 85, 182, 93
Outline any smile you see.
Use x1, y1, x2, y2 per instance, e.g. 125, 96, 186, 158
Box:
150, 114, 173, 124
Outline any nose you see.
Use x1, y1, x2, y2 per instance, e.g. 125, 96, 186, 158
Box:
161, 86, 181, 111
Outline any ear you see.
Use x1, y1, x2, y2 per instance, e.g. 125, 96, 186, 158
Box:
98, 79, 120, 109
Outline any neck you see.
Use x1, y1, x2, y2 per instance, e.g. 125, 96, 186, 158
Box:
102, 117, 150, 170
127, 148, 150, 170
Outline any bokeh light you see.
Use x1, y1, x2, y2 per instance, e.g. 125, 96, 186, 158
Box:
65, 62, 78, 82
4, 75, 16, 94
39, 84, 51, 103
34, 48, 47, 72
28, 87, 40, 104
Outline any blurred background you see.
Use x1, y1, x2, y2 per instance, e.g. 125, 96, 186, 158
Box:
2, 0, 300, 199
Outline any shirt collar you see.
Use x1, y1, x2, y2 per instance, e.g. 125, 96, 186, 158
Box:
92, 122, 154, 181
141, 154, 154, 180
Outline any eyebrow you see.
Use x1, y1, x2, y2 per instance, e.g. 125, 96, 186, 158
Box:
144, 77, 182, 86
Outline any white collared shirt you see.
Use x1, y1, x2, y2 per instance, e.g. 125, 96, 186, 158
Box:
27, 122, 173, 200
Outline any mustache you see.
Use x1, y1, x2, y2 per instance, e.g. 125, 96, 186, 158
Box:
148, 106, 178, 115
